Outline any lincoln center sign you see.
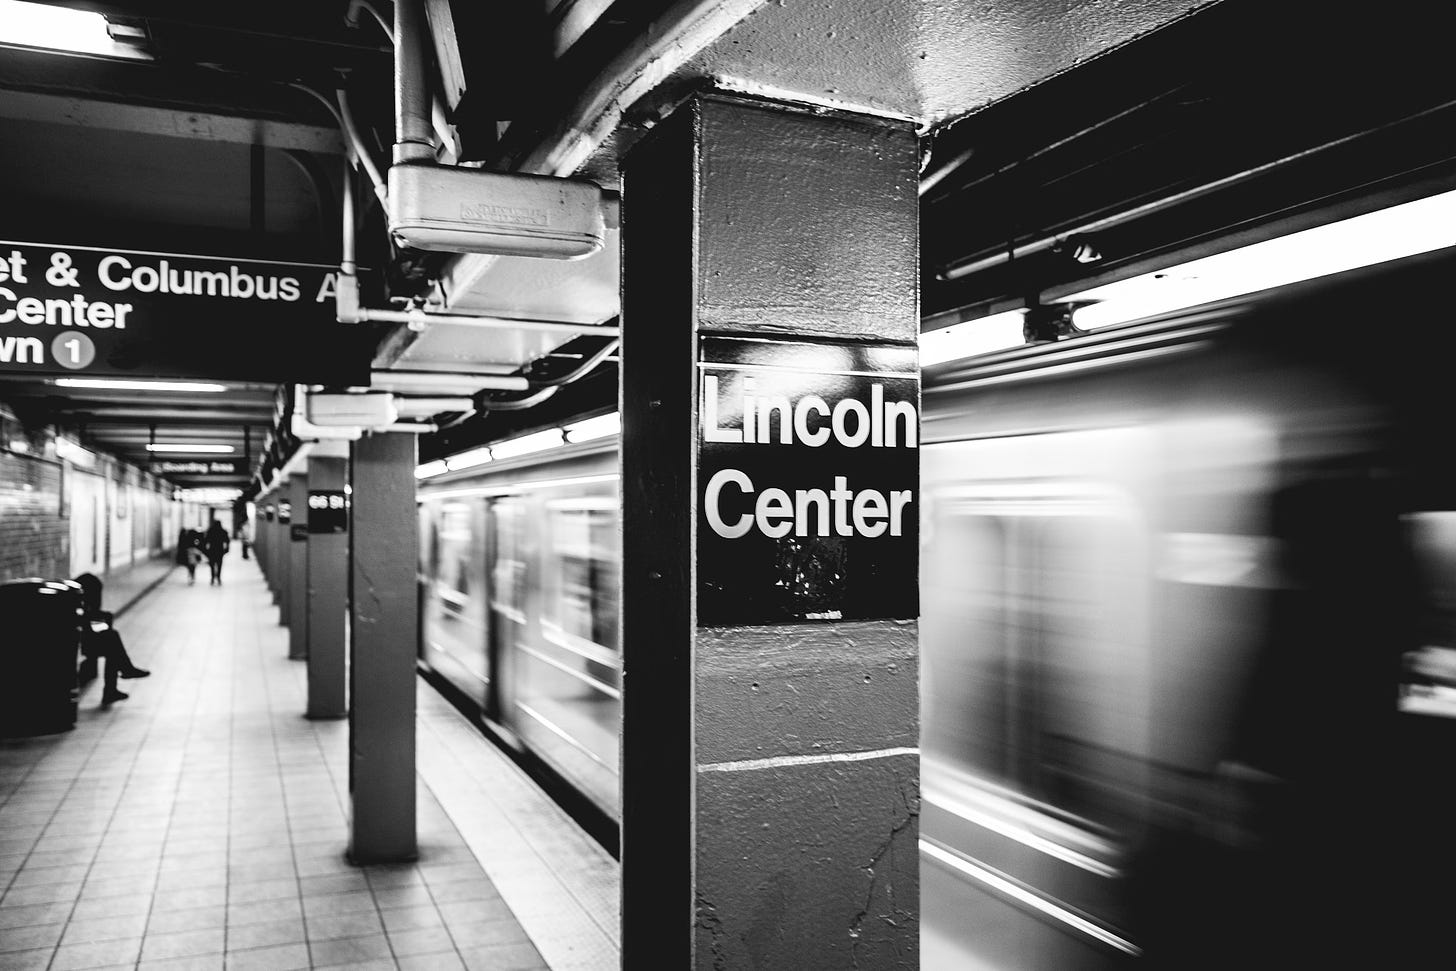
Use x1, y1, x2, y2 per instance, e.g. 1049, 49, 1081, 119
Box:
697, 336, 919, 626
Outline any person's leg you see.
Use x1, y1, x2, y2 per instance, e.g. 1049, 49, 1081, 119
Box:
99, 629, 148, 680
99, 634, 127, 703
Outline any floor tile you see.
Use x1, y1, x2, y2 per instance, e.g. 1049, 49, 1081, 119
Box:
397, 952, 466, 971
50, 936, 142, 970
388, 925, 457, 958
0, 921, 64, 953
307, 933, 392, 967
222, 917, 305, 951
146, 904, 227, 935
59, 913, 150, 945
304, 909, 384, 941
138, 928, 225, 963
223, 942, 309, 971
458, 942, 548, 971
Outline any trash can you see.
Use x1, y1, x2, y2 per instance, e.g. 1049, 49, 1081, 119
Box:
0, 578, 84, 737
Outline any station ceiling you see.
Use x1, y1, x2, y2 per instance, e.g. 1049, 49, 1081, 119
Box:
4, 0, 1453, 492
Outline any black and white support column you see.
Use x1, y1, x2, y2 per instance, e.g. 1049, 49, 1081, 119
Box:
619, 93, 921, 970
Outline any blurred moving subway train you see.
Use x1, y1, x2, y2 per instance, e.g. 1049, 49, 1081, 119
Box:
418, 213, 1456, 967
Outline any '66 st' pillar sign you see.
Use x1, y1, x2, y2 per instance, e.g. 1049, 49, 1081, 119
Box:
697, 336, 918, 626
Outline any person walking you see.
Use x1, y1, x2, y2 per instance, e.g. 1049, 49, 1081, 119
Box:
203, 519, 231, 586
177, 528, 203, 585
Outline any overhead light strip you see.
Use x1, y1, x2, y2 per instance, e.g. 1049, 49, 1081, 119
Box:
416, 414, 620, 479
1057, 187, 1456, 329
0, 0, 150, 59
146, 443, 235, 454
920, 310, 1027, 367
55, 378, 228, 393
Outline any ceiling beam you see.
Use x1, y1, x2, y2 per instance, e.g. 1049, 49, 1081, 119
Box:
0, 88, 343, 153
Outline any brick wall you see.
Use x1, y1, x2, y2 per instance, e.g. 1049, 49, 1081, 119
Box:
0, 416, 68, 583
1, 404, 182, 585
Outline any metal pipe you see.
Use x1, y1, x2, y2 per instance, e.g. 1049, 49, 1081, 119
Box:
394, 396, 474, 416
340, 155, 356, 278
919, 146, 975, 197
348, 0, 458, 158
384, 422, 438, 433
370, 371, 530, 392
287, 82, 387, 204
336, 88, 388, 205
394, 0, 436, 164
351, 306, 621, 336
526, 338, 619, 387
347, 0, 393, 39
481, 386, 560, 411
520, 0, 768, 176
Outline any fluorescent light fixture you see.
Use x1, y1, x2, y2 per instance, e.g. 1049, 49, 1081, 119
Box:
563, 412, 620, 444
55, 378, 228, 393
1059, 188, 1456, 330
55, 437, 96, 467
175, 488, 242, 504
415, 460, 449, 479
489, 428, 564, 461
146, 443, 235, 454
444, 446, 492, 473
920, 310, 1027, 367
0, 1, 149, 59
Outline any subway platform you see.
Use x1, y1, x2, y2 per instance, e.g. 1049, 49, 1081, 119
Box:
0, 559, 617, 971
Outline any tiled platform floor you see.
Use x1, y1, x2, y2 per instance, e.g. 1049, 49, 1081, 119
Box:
0, 558, 617, 971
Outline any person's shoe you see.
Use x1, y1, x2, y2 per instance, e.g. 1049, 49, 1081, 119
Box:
101, 688, 128, 704
120, 668, 150, 679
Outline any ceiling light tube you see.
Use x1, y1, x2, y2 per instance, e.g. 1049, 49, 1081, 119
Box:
488, 429, 564, 460
55, 378, 228, 393
0, 0, 150, 59
563, 412, 620, 443
920, 310, 1027, 367
444, 446, 492, 472
415, 460, 449, 479
1059, 187, 1456, 330
146, 443, 235, 454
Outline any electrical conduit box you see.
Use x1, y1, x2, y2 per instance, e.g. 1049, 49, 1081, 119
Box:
387, 164, 605, 259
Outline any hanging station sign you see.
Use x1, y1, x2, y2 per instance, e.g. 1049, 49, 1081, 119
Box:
0, 242, 371, 384
696, 336, 919, 626
148, 460, 243, 477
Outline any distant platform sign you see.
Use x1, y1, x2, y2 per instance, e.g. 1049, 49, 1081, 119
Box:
697, 336, 919, 626
149, 460, 243, 477
0, 242, 371, 384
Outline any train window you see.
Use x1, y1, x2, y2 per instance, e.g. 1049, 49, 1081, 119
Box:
541, 495, 619, 657
923, 429, 1155, 842
1401, 511, 1456, 717
422, 500, 490, 690
489, 499, 528, 623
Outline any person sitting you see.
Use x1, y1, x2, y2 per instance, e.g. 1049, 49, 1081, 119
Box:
73, 574, 150, 705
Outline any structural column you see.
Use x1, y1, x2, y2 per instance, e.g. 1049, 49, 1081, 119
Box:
270, 496, 284, 607
347, 431, 418, 862
305, 450, 348, 718
287, 475, 308, 658
619, 94, 920, 969
256, 500, 271, 592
